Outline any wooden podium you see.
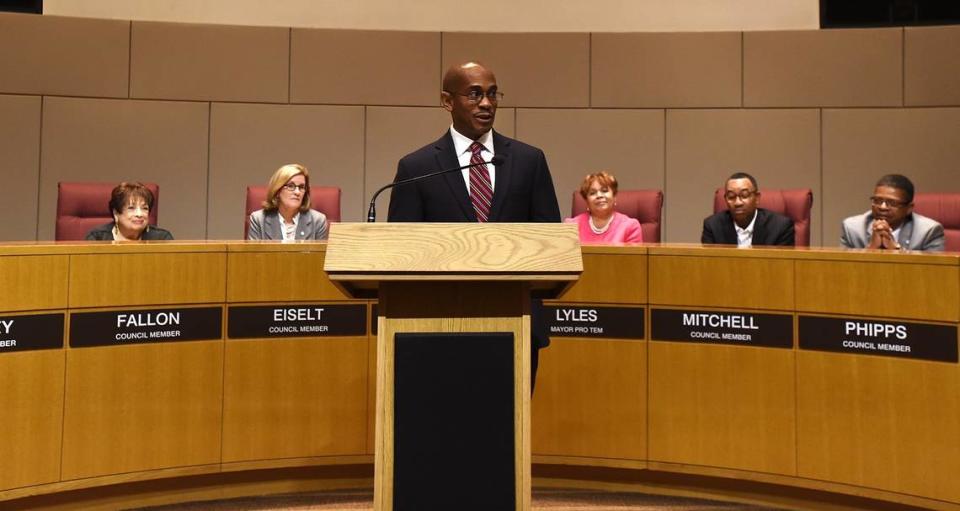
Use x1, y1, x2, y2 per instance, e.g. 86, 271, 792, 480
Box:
325, 223, 581, 511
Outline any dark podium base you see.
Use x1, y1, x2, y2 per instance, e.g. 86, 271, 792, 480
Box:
393, 332, 515, 511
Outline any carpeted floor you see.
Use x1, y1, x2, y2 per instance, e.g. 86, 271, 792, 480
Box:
134, 488, 784, 510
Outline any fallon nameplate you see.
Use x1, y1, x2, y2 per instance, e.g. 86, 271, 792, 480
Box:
70, 307, 222, 348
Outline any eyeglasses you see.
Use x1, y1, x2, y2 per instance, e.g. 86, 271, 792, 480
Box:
724, 190, 758, 201
870, 196, 908, 208
449, 89, 505, 104
282, 183, 307, 193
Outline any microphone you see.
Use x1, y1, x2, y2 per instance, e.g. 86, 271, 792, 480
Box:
366, 155, 505, 222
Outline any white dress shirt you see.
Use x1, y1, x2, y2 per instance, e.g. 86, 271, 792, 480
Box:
449, 125, 496, 194
735, 210, 759, 248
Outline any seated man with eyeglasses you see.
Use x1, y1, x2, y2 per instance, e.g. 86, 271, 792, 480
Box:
701, 172, 795, 247
840, 174, 944, 251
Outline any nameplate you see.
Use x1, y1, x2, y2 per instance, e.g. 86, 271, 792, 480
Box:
70, 307, 222, 348
228, 304, 367, 339
0, 313, 64, 353
799, 315, 958, 363
540, 305, 645, 339
651, 308, 793, 348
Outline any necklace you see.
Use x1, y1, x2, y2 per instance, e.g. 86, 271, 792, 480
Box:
589, 215, 612, 235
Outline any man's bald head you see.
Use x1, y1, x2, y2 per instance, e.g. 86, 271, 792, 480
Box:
442, 62, 495, 92
440, 61, 499, 140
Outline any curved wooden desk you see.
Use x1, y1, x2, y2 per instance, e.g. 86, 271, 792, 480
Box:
2, 242, 958, 510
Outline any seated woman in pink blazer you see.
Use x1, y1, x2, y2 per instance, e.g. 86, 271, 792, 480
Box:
565, 171, 643, 244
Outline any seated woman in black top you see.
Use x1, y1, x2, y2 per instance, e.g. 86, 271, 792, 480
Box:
85, 182, 173, 241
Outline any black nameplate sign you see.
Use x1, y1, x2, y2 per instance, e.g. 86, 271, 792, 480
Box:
540, 304, 645, 339
227, 304, 367, 339
70, 307, 222, 348
651, 308, 793, 348
799, 315, 958, 363
0, 313, 64, 353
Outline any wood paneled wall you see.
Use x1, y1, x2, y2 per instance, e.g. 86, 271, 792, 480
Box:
1, 13, 958, 243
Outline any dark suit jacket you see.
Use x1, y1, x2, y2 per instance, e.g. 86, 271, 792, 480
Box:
387, 130, 561, 223
85, 222, 174, 241
387, 130, 560, 349
701, 208, 795, 246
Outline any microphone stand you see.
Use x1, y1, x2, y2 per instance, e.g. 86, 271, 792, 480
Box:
366, 156, 503, 222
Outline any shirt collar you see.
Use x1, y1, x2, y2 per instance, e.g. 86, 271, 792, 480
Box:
734, 209, 759, 235
450, 125, 494, 158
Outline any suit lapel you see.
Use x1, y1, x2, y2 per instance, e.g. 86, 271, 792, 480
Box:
264, 212, 281, 240
752, 209, 768, 244
436, 131, 476, 221
296, 212, 312, 240
487, 131, 512, 222
721, 211, 738, 244
898, 214, 915, 248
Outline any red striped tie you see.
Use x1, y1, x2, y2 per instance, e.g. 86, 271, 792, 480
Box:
469, 142, 493, 222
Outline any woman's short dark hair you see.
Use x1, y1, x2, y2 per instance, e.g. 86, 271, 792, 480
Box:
109, 182, 154, 215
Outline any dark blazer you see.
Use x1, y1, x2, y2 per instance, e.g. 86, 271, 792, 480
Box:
387, 130, 560, 351
701, 208, 795, 246
85, 222, 174, 241
387, 130, 561, 223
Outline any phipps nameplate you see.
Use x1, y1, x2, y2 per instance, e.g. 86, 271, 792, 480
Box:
799, 315, 958, 363
228, 304, 367, 339
70, 307, 222, 348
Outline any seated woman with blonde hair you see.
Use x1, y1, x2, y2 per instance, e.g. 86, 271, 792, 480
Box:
247, 164, 328, 241
85, 182, 173, 241
565, 171, 642, 244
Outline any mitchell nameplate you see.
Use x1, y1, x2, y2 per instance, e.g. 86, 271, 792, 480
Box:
651, 308, 793, 348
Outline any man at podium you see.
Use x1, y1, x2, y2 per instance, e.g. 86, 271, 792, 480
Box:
386, 61, 562, 386
386, 61, 561, 224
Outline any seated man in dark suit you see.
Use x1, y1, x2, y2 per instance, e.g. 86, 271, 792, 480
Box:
840, 174, 944, 251
701, 172, 795, 247
387, 61, 561, 389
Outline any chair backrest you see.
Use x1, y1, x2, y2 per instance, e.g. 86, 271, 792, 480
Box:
913, 192, 960, 252
713, 188, 813, 247
56, 182, 160, 241
571, 189, 664, 242
244, 185, 342, 238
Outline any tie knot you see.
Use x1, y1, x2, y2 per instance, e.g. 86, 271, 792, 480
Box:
469, 142, 484, 156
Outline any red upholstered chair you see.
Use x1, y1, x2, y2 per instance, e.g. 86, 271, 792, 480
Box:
571, 189, 664, 242
56, 182, 160, 241
913, 192, 960, 252
712, 188, 813, 247
244, 185, 342, 238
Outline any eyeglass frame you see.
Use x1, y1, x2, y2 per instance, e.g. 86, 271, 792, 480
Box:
282, 183, 307, 193
444, 88, 505, 104
724, 189, 759, 202
869, 196, 909, 208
